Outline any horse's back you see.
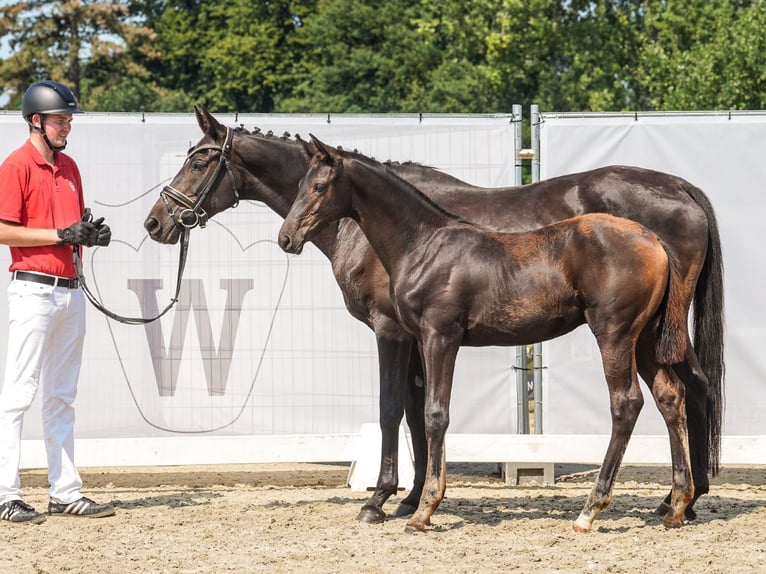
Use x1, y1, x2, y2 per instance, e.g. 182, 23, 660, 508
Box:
430, 165, 708, 239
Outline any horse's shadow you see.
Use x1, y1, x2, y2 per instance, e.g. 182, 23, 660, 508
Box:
377, 491, 766, 532
112, 491, 226, 510
231, 489, 764, 534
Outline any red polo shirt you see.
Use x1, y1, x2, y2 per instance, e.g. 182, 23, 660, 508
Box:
0, 140, 85, 277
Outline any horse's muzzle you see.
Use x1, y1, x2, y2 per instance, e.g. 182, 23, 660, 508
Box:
278, 232, 303, 255
144, 215, 181, 245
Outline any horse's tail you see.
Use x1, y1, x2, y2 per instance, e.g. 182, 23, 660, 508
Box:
683, 182, 725, 476
656, 250, 688, 367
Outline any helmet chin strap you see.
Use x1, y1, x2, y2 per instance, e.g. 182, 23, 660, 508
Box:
34, 115, 67, 152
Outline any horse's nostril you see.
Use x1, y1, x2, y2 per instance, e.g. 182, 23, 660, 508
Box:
144, 217, 159, 233
279, 234, 292, 251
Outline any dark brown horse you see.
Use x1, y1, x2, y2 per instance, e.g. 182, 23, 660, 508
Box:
278, 136, 695, 532
143, 106, 723, 524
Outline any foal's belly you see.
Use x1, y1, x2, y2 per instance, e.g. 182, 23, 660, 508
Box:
461, 314, 585, 347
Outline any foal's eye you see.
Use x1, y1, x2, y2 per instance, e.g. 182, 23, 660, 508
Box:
313, 182, 327, 194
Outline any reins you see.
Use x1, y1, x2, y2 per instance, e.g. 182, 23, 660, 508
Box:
77, 126, 238, 324
75, 229, 190, 325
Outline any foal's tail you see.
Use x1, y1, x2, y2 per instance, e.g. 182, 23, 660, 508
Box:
656, 251, 688, 367
684, 182, 725, 476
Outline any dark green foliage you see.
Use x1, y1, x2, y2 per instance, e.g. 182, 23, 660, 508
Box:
1, 1, 765, 113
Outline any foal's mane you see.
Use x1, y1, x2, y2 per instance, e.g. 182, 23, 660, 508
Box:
341, 148, 472, 225
228, 126, 469, 223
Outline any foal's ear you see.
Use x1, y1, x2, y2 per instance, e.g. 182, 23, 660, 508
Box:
295, 134, 317, 161
309, 134, 341, 165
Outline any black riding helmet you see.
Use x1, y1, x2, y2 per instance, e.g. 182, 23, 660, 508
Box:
21, 80, 82, 151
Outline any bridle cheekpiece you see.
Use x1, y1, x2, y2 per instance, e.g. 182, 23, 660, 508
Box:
160, 126, 240, 229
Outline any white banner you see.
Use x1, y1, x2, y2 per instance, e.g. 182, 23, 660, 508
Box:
0, 111, 518, 443
540, 112, 766, 436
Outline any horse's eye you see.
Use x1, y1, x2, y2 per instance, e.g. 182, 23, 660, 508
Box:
314, 182, 327, 195
191, 160, 206, 172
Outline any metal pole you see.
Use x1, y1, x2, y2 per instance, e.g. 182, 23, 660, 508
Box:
530, 104, 543, 434
531, 105, 541, 182
512, 104, 529, 434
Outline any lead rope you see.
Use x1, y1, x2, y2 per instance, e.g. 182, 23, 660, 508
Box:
74, 229, 190, 325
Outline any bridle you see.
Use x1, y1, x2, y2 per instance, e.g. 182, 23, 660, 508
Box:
77, 127, 240, 325
160, 126, 240, 229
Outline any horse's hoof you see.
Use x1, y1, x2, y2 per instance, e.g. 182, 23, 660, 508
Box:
356, 505, 386, 524
572, 523, 591, 534
655, 502, 697, 521
393, 502, 417, 517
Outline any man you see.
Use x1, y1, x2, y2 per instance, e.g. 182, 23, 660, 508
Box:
0, 80, 114, 524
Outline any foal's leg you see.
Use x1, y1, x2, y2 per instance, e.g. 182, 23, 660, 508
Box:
405, 334, 461, 533
636, 355, 694, 528
357, 333, 413, 523
574, 340, 644, 533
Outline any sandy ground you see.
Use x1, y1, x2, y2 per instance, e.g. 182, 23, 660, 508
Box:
0, 462, 764, 573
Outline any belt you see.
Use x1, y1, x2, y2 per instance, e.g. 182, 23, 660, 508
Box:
12, 271, 80, 289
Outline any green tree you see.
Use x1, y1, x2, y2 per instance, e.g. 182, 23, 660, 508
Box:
278, 0, 647, 114
277, 0, 439, 112
503, 0, 650, 113
135, 0, 313, 113
4, 1, 765, 114
637, 0, 766, 109
409, 0, 524, 112
0, 0, 168, 111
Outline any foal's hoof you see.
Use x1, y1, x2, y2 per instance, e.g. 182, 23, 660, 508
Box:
393, 501, 417, 518
404, 523, 426, 534
356, 505, 386, 524
662, 515, 685, 529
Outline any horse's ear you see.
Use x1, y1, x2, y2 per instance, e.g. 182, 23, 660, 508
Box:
309, 134, 340, 165
295, 134, 316, 161
195, 105, 221, 138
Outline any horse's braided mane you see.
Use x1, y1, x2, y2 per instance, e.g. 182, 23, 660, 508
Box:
234, 125, 294, 142
234, 125, 425, 167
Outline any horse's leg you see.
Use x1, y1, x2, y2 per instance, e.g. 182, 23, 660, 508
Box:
356, 332, 413, 524
395, 340, 427, 517
636, 352, 695, 528
654, 342, 710, 520
405, 333, 460, 533
574, 338, 644, 533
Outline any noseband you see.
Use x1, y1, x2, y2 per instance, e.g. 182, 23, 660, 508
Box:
161, 126, 240, 229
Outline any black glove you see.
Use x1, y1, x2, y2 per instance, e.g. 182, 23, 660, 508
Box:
57, 221, 97, 246
92, 217, 112, 247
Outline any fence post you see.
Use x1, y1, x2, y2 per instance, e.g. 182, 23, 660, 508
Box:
530, 104, 544, 434
512, 104, 529, 434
